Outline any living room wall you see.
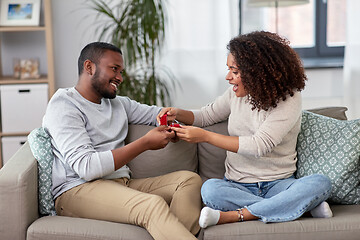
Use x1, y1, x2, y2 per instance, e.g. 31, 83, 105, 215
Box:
1, 0, 344, 119
48, 0, 347, 112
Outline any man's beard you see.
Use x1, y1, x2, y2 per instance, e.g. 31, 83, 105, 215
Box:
91, 69, 117, 99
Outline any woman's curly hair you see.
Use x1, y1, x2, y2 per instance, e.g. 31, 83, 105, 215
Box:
227, 31, 307, 111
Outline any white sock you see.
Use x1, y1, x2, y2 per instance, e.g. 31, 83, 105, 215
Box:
310, 201, 333, 218
199, 207, 220, 228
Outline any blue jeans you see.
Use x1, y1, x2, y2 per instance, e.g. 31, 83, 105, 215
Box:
201, 174, 332, 223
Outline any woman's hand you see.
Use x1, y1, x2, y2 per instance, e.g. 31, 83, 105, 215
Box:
170, 125, 208, 143
157, 107, 178, 125
171, 125, 239, 153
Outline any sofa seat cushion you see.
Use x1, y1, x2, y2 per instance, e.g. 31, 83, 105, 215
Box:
27, 216, 154, 240
203, 205, 360, 240
126, 124, 198, 178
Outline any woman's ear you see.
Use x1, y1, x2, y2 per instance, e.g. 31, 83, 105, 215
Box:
84, 59, 95, 76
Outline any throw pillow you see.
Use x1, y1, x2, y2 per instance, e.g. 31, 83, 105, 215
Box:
28, 127, 56, 216
296, 111, 360, 204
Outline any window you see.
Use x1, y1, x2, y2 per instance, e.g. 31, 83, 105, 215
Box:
239, 0, 346, 62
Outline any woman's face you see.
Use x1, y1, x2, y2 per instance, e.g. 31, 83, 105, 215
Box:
226, 53, 247, 97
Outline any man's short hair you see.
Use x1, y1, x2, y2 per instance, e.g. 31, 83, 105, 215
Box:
78, 42, 122, 76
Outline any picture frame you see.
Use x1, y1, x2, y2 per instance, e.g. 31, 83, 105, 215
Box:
0, 0, 41, 26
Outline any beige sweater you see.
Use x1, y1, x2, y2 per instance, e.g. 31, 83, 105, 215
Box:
192, 87, 302, 183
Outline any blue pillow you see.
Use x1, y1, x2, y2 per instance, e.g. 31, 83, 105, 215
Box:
28, 127, 56, 216
296, 111, 360, 204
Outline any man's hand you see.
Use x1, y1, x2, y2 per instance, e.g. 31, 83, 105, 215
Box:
112, 126, 176, 170
143, 125, 176, 150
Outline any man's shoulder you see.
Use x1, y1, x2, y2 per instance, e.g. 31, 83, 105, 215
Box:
111, 95, 140, 108
47, 87, 81, 112
113, 95, 131, 102
51, 87, 74, 100
43, 88, 80, 127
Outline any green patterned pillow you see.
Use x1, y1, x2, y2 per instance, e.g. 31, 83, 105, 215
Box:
28, 127, 57, 216
296, 111, 360, 204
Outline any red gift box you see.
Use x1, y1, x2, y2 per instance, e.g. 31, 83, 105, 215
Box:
160, 114, 168, 125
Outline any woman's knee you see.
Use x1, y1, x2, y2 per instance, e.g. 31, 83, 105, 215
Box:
201, 179, 223, 203
301, 174, 332, 193
316, 174, 332, 192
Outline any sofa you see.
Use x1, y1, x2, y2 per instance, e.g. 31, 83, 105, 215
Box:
1, 107, 360, 240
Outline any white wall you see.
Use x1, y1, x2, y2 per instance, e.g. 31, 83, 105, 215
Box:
343, 0, 360, 120
49, 0, 239, 108
2, 0, 347, 113
51, 0, 99, 89
302, 68, 344, 110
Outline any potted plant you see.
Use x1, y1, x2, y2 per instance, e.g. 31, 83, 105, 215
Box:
88, 0, 178, 106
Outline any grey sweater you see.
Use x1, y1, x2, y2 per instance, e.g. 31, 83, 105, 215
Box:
42, 87, 161, 199
192, 87, 302, 183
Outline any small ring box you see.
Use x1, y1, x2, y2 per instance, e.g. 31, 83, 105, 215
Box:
160, 114, 168, 125
160, 114, 180, 127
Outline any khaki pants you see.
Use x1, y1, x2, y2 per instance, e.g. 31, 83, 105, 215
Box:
55, 170, 202, 240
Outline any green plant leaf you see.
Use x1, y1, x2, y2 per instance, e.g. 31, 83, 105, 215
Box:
87, 0, 178, 106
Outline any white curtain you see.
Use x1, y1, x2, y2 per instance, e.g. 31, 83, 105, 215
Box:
343, 0, 360, 120
162, 0, 240, 109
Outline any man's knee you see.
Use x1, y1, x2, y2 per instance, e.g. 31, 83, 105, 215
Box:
172, 170, 202, 189
141, 194, 169, 218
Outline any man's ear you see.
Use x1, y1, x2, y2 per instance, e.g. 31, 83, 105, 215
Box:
84, 59, 95, 75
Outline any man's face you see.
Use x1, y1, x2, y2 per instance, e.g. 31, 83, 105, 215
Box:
91, 50, 124, 99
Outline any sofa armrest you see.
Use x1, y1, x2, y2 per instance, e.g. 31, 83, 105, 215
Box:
0, 141, 39, 240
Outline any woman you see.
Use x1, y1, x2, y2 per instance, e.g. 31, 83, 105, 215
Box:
157, 31, 333, 228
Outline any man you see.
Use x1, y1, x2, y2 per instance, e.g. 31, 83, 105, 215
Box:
42, 42, 201, 240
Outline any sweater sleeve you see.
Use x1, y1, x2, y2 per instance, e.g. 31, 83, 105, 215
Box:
120, 97, 161, 126
237, 92, 302, 157
43, 94, 115, 181
192, 87, 232, 127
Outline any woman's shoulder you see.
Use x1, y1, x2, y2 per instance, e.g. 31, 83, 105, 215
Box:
268, 91, 302, 116
277, 91, 302, 107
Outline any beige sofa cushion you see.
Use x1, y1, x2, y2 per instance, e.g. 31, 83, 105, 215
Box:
27, 216, 153, 240
203, 205, 360, 240
197, 120, 228, 181
307, 106, 348, 120
126, 124, 198, 178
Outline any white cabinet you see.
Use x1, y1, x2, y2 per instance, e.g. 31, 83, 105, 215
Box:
0, 84, 48, 133
1, 136, 27, 165
0, 0, 54, 167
